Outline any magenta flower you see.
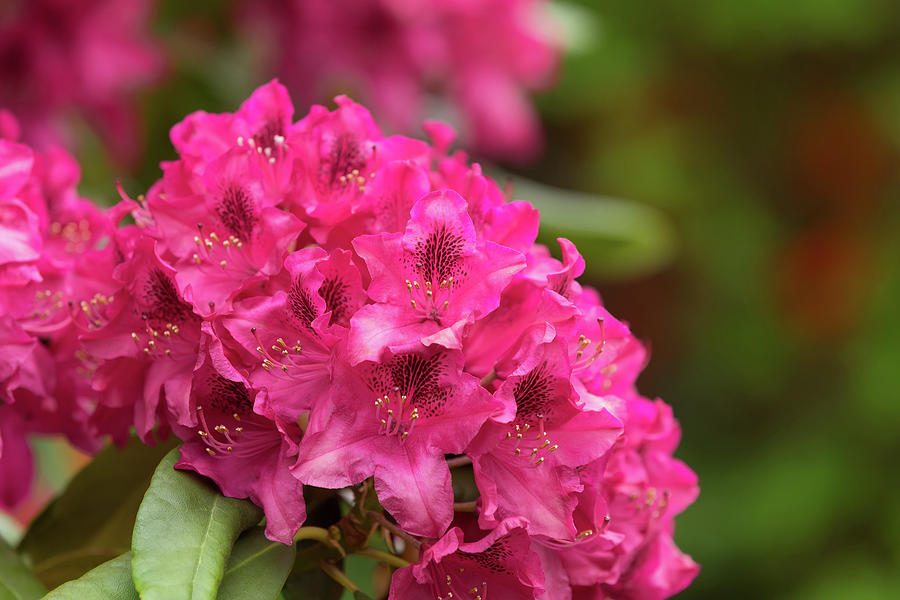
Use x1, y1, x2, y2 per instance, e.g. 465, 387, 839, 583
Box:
239, 0, 558, 161
389, 517, 544, 600
349, 188, 525, 363
28, 81, 700, 599
287, 95, 429, 241
82, 238, 202, 440
468, 326, 622, 539
217, 247, 364, 422
294, 345, 504, 537
0, 114, 120, 507
0, 0, 163, 160
0, 404, 33, 508
171, 79, 297, 185
172, 347, 306, 544
146, 151, 304, 318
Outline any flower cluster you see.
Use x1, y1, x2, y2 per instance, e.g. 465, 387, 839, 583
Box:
0, 82, 697, 598
0, 115, 116, 506
0, 0, 163, 160
239, 0, 558, 161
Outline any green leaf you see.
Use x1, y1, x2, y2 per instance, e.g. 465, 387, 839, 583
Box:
0, 537, 46, 600
18, 436, 176, 589
41, 553, 137, 600
281, 490, 344, 600
216, 527, 295, 600
503, 175, 678, 281
131, 447, 262, 600
281, 565, 344, 600
353, 592, 375, 600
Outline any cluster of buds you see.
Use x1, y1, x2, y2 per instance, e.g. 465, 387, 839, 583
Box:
0, 82, 697, 599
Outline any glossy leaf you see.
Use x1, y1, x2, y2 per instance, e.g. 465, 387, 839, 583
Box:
506, 175, 677, 281
216, 527, 295, 600
42, 553, 137, 600
280, 564, 344, 600
131, 447, 262, 600
0, 537, 45, 600
17, 436, 176, 589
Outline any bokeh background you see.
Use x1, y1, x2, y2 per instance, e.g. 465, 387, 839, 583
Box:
4, 0, 900, 598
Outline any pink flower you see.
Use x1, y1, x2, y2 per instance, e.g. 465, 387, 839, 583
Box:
143, 151, 304, 318
0, 114, 119, 507
172, 346, 306, 544
287, 95, 429, 242
349, 188, 525, 362
82, 238, 202, 441
216, 247, 363, 422
540, 395, 699, 595
294, 345, 504, 537
171, 79, 297, 185
239, 0, 558, 161
467, 326, 622, 539
49, 81, 700, 597
594, 533, 699, 600
0, 0, 163, 160
389, 517, 545, 599
0, 404, 34, 509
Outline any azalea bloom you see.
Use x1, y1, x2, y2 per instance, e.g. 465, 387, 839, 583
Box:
349, 188, 525, 362
172, 346, 306, 544
0, 0, 163, 160
468, 326, 623, 539
238, 0, 559, 161
0, 117, 115, 506
294, 345, 504, 537
0, 81, 698, 599
389, 517, 545, 599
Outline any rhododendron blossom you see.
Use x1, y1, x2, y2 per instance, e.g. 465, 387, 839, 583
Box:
239, 0, 559, 161
0, 121, 114, 507
0, 81, 697, 598
0, 0, 163, 160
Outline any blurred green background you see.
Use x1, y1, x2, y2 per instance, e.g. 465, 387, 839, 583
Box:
17, 0, 900, 598
533, 2, 900, 598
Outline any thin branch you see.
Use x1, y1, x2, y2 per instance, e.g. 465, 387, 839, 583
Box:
355, 547, 411, 568
319, 560, 360, 592
367, 511, 422, 549
293, 526, 345, 557
292, 526, 332, 544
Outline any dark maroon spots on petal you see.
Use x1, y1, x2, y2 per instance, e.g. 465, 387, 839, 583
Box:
253, 119, 282, 150
368, 353, 450, 419
288, 277, 319, 329
412, 225, 466, 286
207, 375, 254, 415
457, 536, 514, 575
512, 361, 558, 426
142, 268, 191, 325
318, 276, 349, 325
216, 185, 257, 242
552, 275, 571, 297
321, 133, 366, 187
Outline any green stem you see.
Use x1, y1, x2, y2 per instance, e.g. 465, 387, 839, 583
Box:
293, 525, 346, 557
355, 547, 411, 568
292, 526, 332, 544
319, 560, 360, 592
